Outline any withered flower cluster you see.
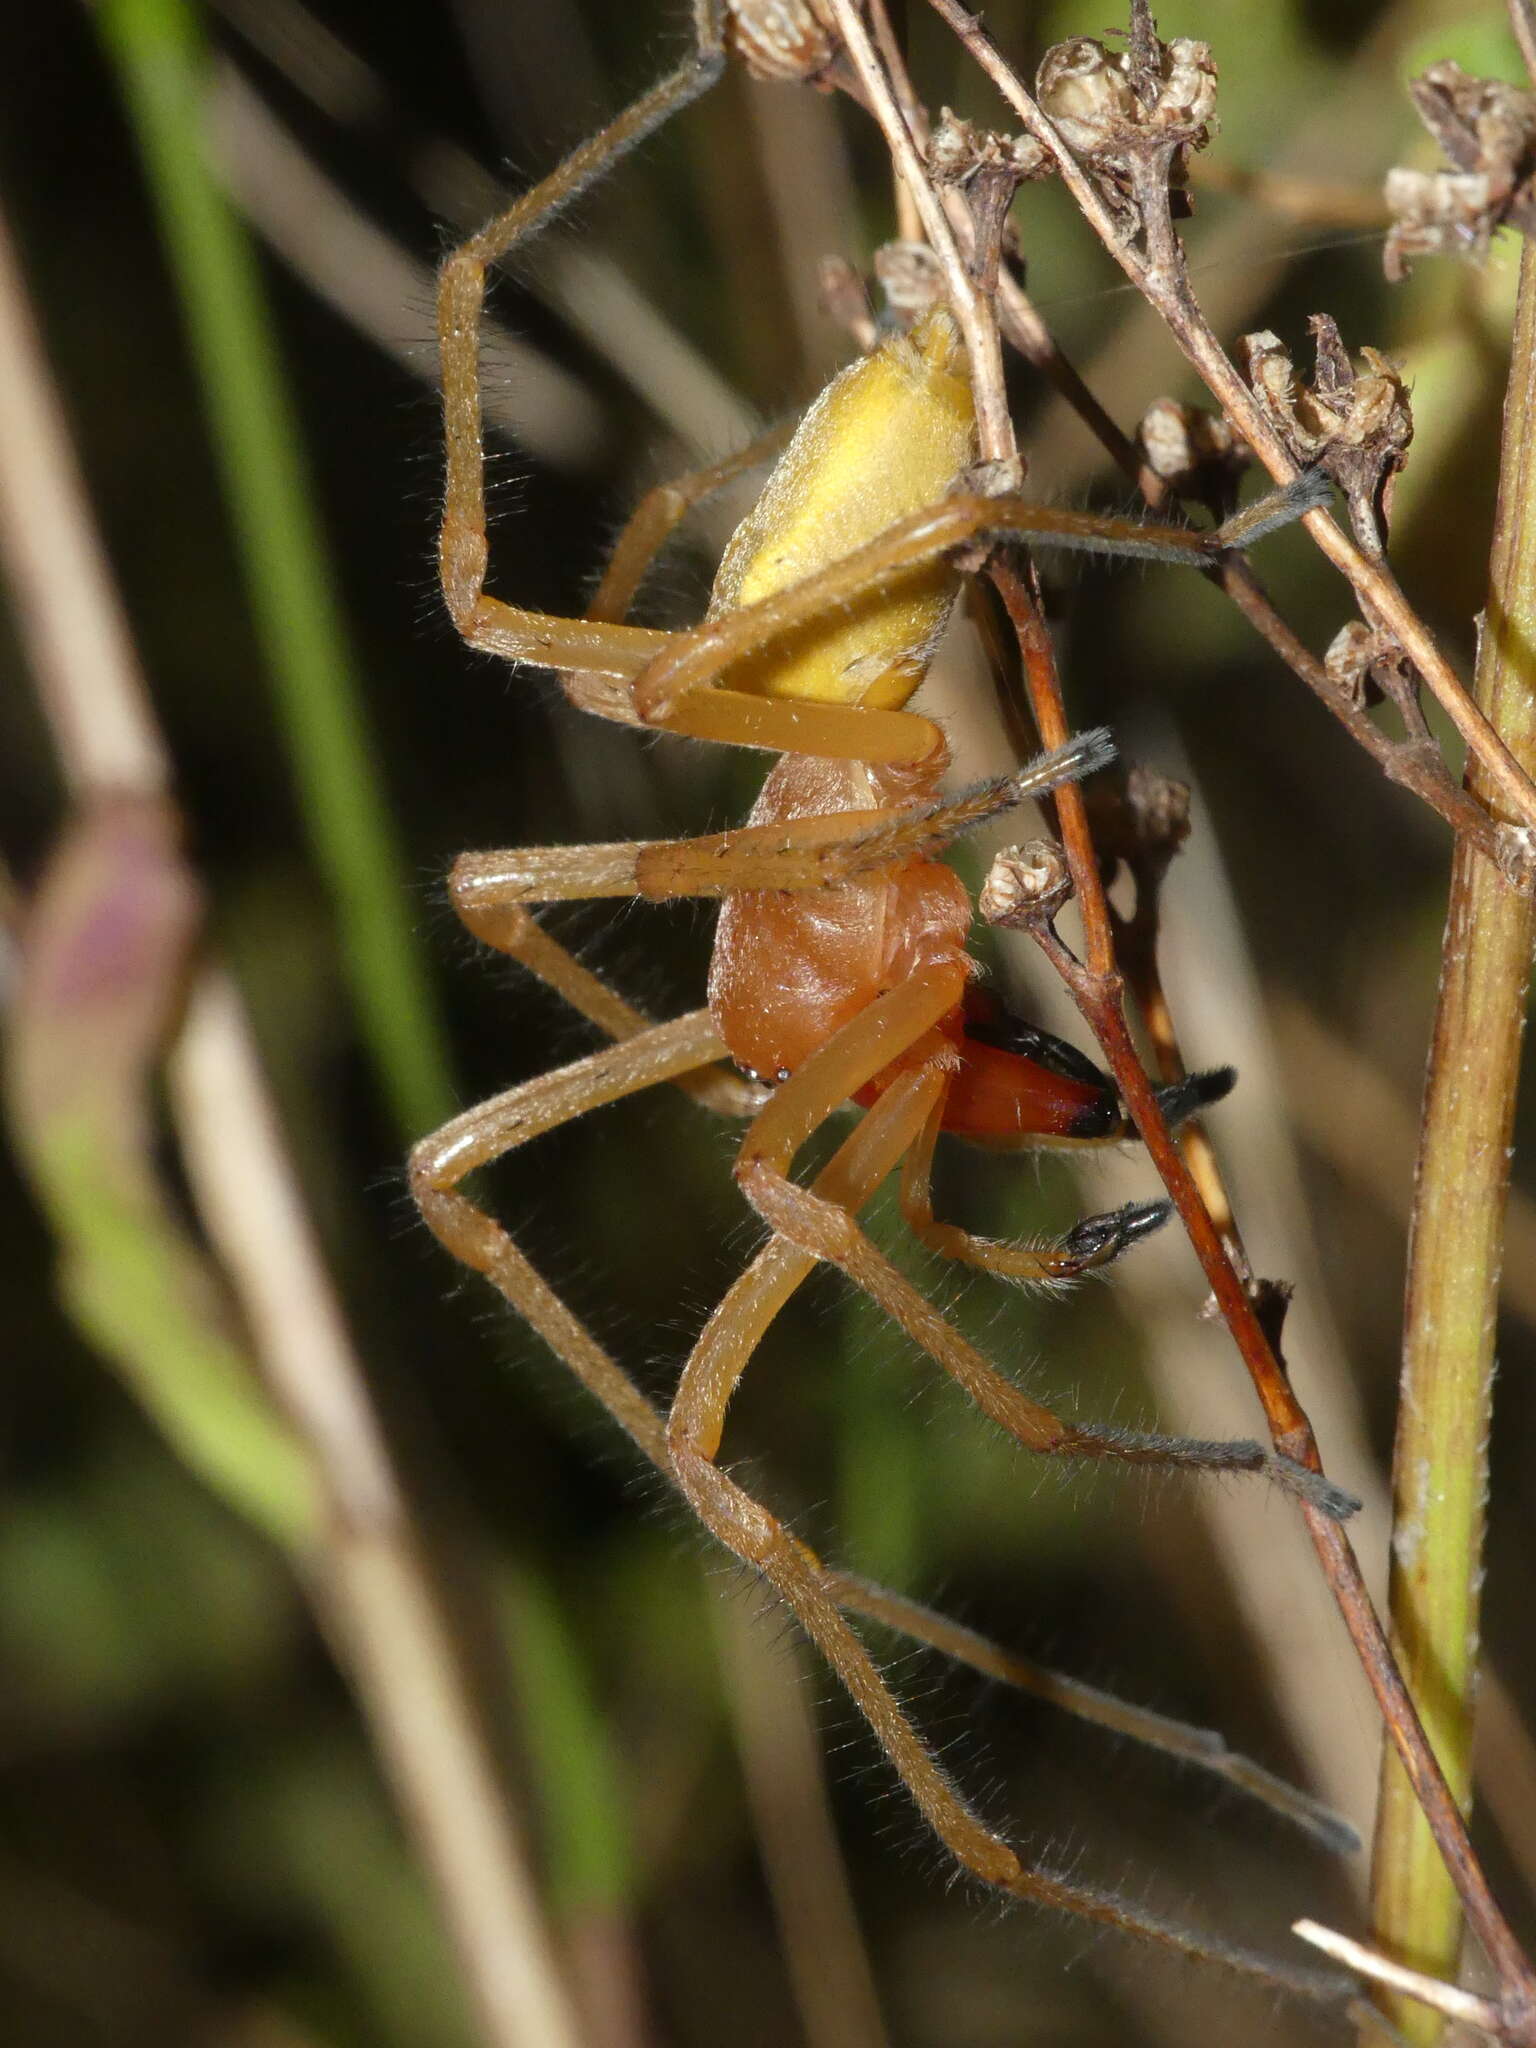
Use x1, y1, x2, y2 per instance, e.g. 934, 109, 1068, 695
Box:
1384, 60, 1536, 280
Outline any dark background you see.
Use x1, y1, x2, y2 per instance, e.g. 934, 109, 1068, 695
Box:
2, 2, 1533, 2044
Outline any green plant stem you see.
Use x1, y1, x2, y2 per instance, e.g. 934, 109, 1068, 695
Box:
95, 0, 638, 1953
1370, 236, 1536, 2042
95, 0, 454, 1141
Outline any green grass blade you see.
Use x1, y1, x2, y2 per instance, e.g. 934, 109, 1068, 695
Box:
95, 0, 454, 1141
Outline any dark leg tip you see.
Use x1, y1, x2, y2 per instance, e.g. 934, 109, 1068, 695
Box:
1268, 1455, 1361, 1521
1061, 1198, 1172, 1267
1154, 1066, 1237, 1128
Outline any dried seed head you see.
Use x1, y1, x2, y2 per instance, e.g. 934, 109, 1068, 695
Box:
1324, 620, 1419, 717
1081, 763, 1190, 892
1037, 8, 1216, 243
1037, 39, 1143, 154
979, 840, 1073, 928
1037, 28, 1216, 156
1241, 319, 1412, 552
1121, 764, 1191, 862
927, 107, 1048, 187
1384, 61, 1536, 279
1324, 621, 1378, 707
726, 0, 837, 84
1136, 396, 1250, 514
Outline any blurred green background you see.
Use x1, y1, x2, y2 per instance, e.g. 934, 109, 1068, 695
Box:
2, 1, 1534, 2044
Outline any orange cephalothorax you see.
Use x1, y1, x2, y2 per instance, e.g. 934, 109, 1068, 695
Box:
709, 754, 971, 1083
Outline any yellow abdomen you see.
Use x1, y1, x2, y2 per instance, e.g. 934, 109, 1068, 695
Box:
707, 310, 976, 712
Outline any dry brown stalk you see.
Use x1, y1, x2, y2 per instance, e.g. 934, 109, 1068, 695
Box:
801, 9, 1536, 2018
985, 560, 1536, 2039
924, 0, 1536, 861
846, 0, 1505, 862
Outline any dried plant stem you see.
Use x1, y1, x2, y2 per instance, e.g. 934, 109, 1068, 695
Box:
925, 0, 1536, 850
989, 561, 1536, 2039
853, 0, 1498, 858
169, 977, 590, 2048
0, 174, 586, 2048
1370, 236, 1536, 2045
1296, 1920, 1506, 2039
826, 0, 1018, 477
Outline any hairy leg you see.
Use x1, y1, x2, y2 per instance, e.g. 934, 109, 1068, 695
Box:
410, 1009, 727, 1460
412, 1027, 1352, 1865
624, 474, 1332, 760
662, 1069, 1348, 1992
732, 966, 1358, 1517
897, 1074, 1171, 1285
437, 3, 726, 684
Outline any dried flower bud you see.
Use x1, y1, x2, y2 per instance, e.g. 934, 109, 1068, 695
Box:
1241, 319, 1411, 553
1038, 31, 1216, 156
1324, 620, 1420, 717
1383, 61, 1536, 279
927, 107, 1048, 187
727, 0, 837, 85
874, 240, 945, 315
1121, 764, 1191, 862
1037, 39, 1142, 155
1037, 6, 1216, 244
1136, 397, 1250, 515
924, 110, 1047, 295
979, 840, 1073, 928
1324, 621, 1377, 707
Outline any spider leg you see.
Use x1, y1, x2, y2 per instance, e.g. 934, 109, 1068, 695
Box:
898, 1075, 1171, 1286
733, 965, 1359, 1518
666, 1061, 1350, 1993
411, 1010, 1353, 1870
624, 478, 1331, 762
445, 724, 1109, 1122
409, 1009, 726, 1463
437, 3, 727, 686
452, 728, 1109, 926
824, 1573, 1358, 1856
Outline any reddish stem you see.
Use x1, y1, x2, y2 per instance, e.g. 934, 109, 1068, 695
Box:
988, 558, 1536, 2035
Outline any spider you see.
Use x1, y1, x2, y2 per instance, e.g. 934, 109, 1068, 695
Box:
410, 0, 1356, 1993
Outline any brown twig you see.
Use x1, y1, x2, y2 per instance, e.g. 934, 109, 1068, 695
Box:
987, 560, 1536, 2042
826, 0, 1020, 478
925, 0, 1536, 849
